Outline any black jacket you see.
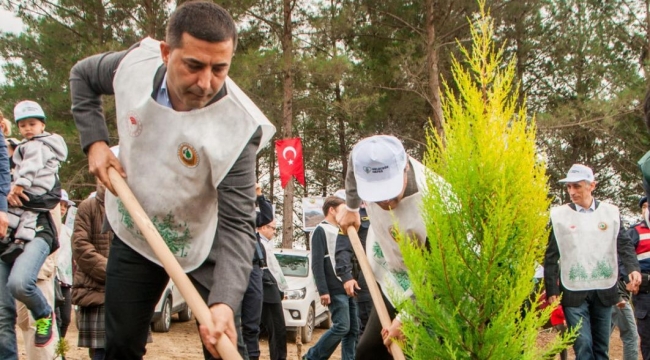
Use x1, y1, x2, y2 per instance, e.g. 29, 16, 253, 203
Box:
335, 208, 371, 302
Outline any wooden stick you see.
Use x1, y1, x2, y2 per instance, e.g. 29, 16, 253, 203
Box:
108, 168, 242, 360
347, 226, 406, 360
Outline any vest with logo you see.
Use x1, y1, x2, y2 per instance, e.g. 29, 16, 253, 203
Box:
550, 202, 619, 291
106, 38, 275, 271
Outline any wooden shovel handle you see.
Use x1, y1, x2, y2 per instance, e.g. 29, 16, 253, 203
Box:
108, 168, 241, 360
347, 226, 406, 360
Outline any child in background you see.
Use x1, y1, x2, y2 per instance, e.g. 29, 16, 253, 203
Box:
0, 100, 67, 263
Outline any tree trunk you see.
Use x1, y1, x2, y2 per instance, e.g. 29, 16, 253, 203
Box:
645, 0, 650, 78
426, 0, 444, 141
281, 0, 294, 249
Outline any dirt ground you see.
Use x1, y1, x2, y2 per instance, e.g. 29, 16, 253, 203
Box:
17, 311, 341, 360
16, 313, 634, 360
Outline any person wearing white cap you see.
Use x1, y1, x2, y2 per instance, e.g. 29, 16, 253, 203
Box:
544, 163, 641, 360
69, 2, 275, 358
0, 99, 67, 356
337, 134, 435, 359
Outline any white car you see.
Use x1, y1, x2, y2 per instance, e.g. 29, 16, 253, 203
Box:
151, 280, 193, 332
274, 249, 331, 343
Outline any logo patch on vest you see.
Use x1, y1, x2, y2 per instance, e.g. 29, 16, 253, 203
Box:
598, 222, 607, 231
126, 112, 143, 137
389, 225, 399, 242
178, 143, 199, 168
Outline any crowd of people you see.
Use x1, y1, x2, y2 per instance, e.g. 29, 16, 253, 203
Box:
2, 1, 650, 360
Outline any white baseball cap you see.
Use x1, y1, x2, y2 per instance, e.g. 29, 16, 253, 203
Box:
334, 189, 346, 200
559, 164, 595, 183
60, 189, 75, 206
352, 135, 407, 202
13, 100, 46, 123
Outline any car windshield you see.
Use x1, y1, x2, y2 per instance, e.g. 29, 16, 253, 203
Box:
275, 254, 309, 277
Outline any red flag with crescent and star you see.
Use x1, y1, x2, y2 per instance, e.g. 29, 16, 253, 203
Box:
276, 137, 305, 188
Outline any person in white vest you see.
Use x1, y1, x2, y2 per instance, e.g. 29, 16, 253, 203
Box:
304, 195, 359, 360
68, 2, 274, 359
337, 135, 431, 360
544, 164, 641, 360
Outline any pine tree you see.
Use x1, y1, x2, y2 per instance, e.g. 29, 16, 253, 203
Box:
398, 3, 574, 358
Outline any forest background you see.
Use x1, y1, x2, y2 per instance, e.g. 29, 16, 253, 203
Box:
1, 0, 649, 247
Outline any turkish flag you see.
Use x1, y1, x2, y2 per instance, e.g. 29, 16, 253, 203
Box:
276, 138, 305, 188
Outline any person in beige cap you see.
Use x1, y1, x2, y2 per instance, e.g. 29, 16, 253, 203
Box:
544, 163, 641, 360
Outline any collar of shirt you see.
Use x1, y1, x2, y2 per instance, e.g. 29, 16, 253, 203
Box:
575, 199, 596, 213
155, 72, 173, 109
259, 234, 271, 244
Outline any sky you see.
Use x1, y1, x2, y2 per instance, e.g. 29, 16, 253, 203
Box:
0, 8, 24, 84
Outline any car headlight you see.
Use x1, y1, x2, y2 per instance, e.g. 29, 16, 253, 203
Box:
284, 287, 306, 300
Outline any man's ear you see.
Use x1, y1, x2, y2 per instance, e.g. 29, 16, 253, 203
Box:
160, 41, 171, 65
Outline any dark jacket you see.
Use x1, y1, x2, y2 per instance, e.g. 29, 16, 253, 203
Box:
311, 222, 345, 297
544, 201, 640, 307
71, 185, 113, 307
335, 208, 371, 302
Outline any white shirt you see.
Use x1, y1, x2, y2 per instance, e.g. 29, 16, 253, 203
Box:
575, 198, 596, 213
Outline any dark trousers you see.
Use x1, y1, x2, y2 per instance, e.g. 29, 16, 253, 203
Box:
104, 237, 170, 360
56, 284, 72, 338
355, 292, 396, 360
105, 237, 247, 360
261, 301, 287, 360
193, 276, 248, 360
635, 292, 650, 360
640, 314, 650, 360
242, 265, 263, 358
356, 300, 372, 339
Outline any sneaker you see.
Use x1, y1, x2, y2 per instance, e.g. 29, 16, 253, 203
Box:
34, 313, 54, 347
0, 241, 24, 263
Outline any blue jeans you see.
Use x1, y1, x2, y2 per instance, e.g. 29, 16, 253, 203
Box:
0, 238, 52, 359
611, 302, 639, 360
564, 299, 612, 360
305, 293, 359, 360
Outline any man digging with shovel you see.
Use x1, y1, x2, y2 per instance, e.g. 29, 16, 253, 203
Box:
338, 135, 444, 360
69, 2, 274, 359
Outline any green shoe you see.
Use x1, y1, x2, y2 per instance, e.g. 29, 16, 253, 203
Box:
34, 313, 54, 347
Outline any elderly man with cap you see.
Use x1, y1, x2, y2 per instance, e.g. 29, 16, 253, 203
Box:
626, 196, 650, 359
337, 134, 435, 359
544, 164, 641, 360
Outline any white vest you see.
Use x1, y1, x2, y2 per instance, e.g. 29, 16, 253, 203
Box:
312, 221, 341, 281
550, 202, 619, 291
365, 158, 429, 306
106, 38, 275, 271
261, 237, 288, 291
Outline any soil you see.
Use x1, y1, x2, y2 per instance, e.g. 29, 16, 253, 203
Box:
17, 313, 633, 360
